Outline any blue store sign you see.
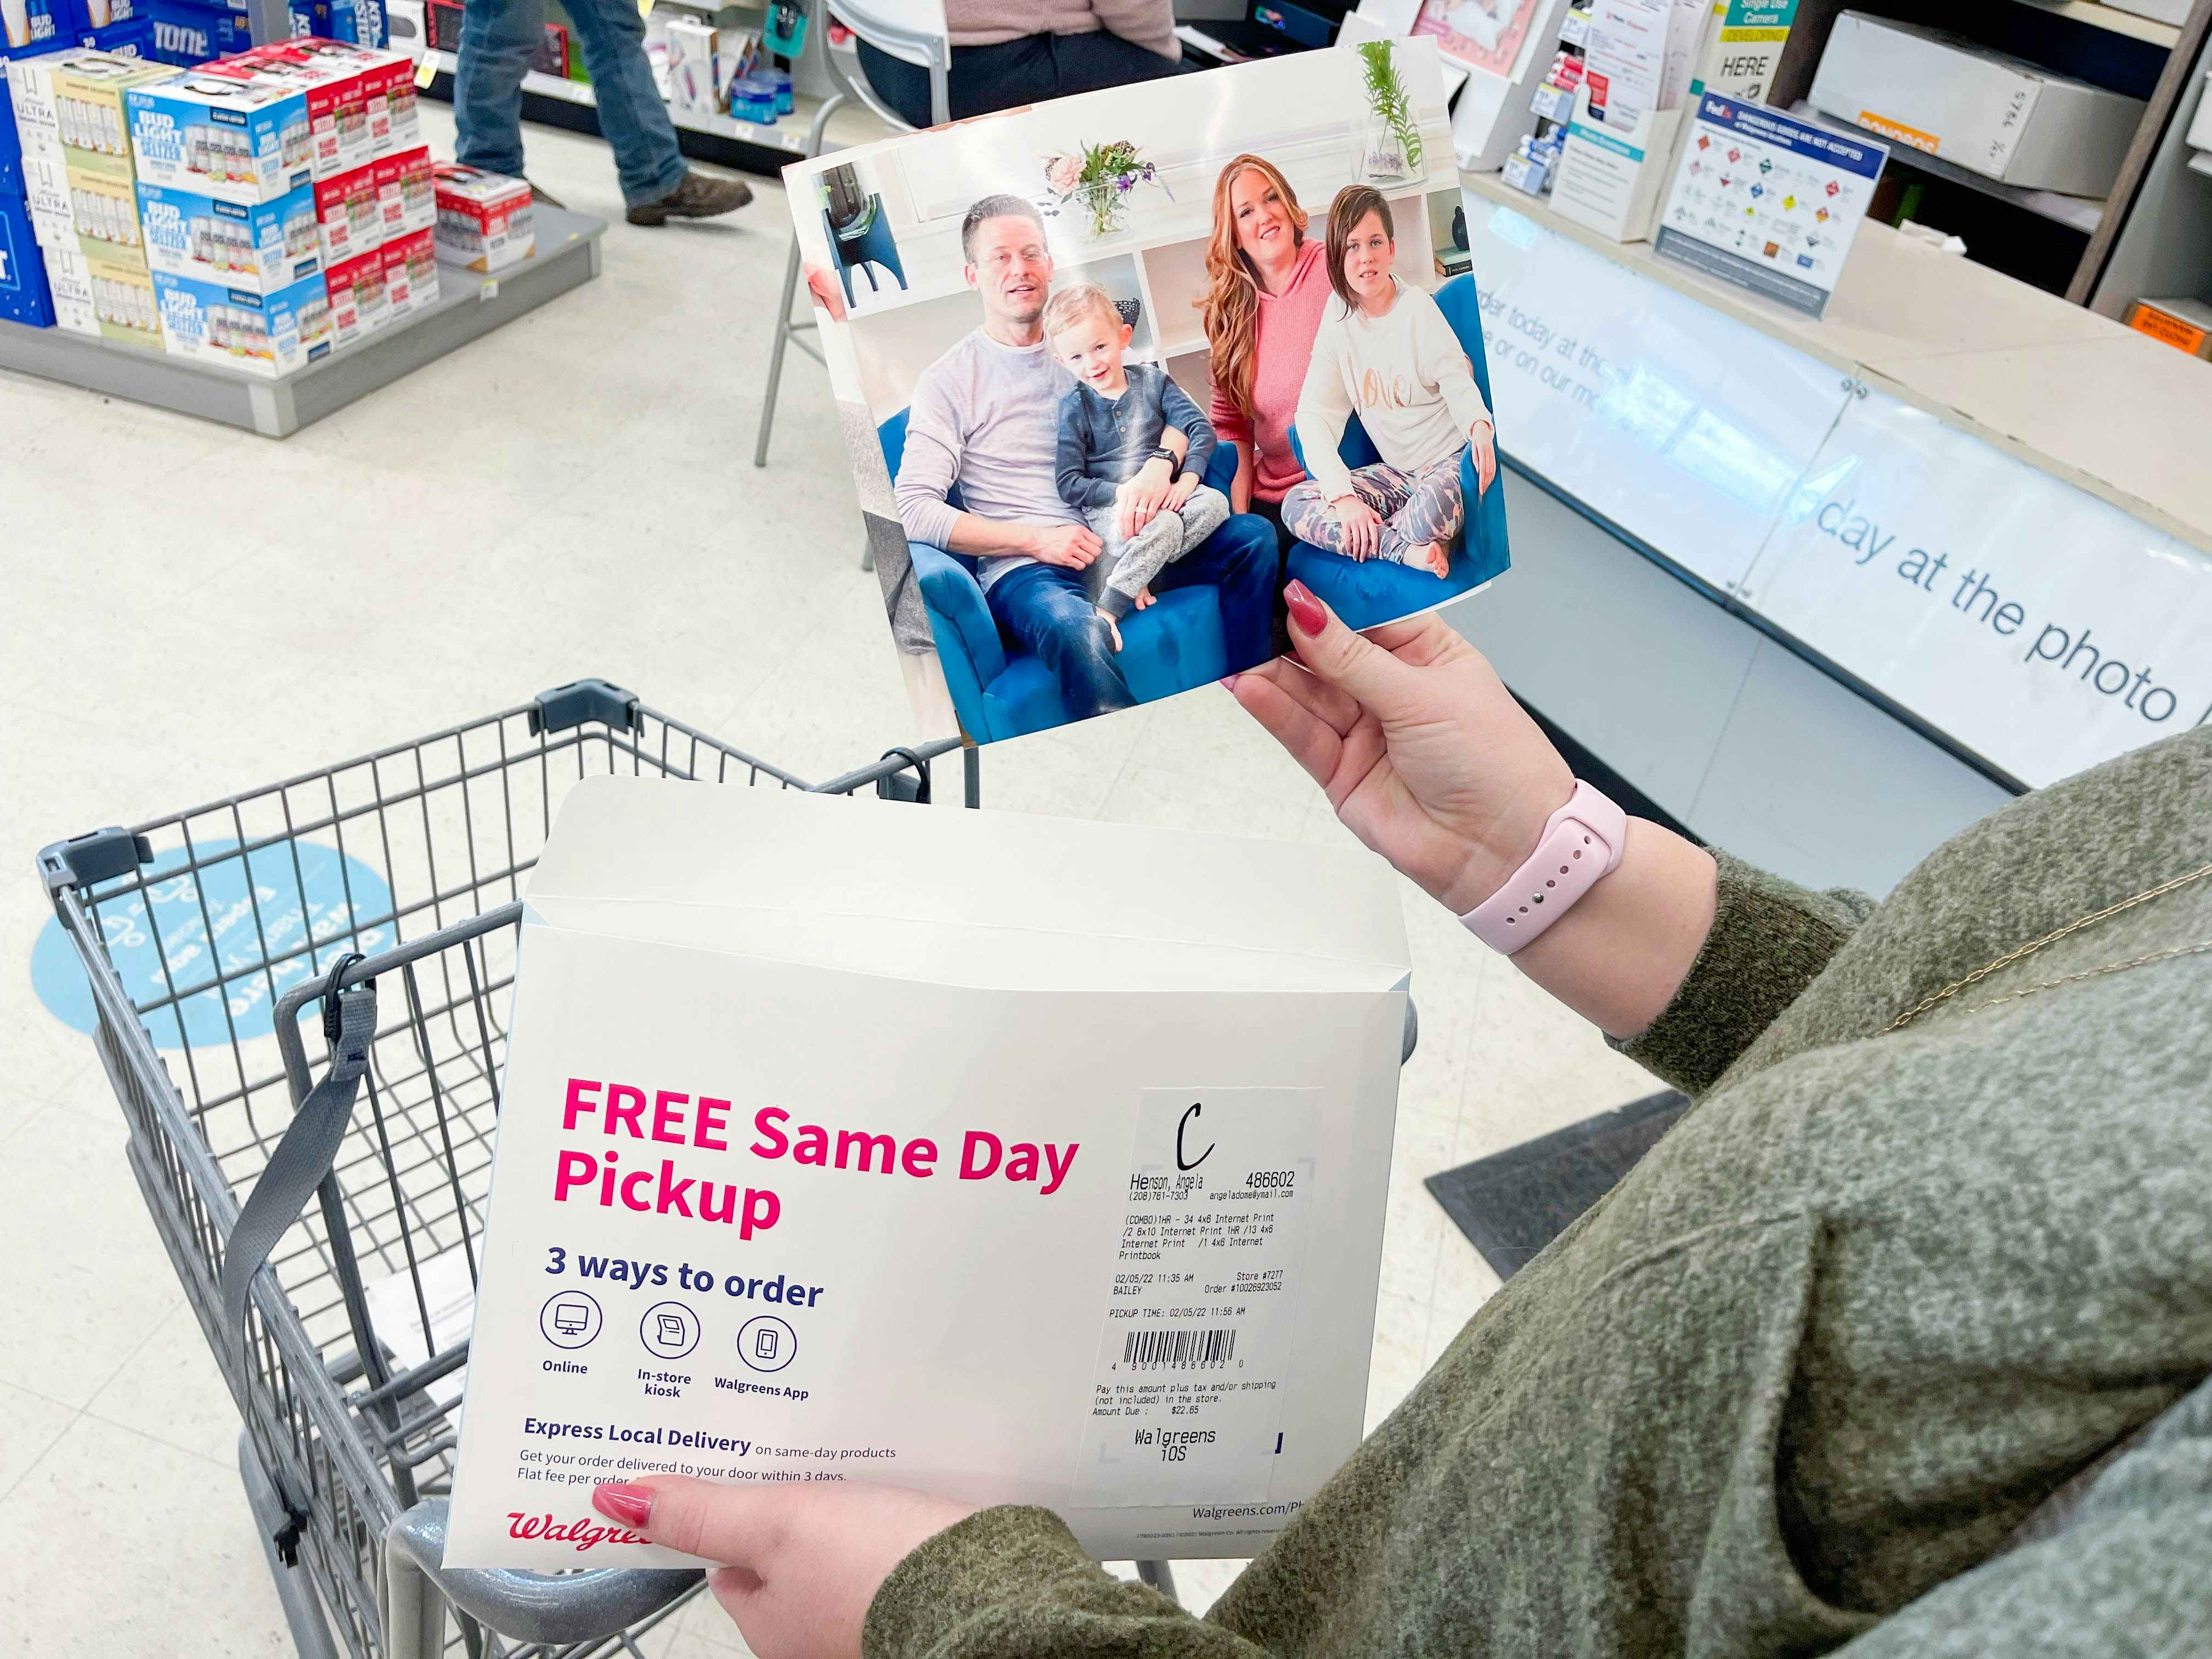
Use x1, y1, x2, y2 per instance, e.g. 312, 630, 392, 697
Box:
33, 838, 396, 1048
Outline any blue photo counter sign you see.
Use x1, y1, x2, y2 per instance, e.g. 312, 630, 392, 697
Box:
33, 838, 396, 1048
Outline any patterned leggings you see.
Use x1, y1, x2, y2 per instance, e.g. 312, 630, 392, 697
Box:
1280, 447, 1469, 565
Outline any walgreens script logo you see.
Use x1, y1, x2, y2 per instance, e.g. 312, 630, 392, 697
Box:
506, 1511, 646, 1551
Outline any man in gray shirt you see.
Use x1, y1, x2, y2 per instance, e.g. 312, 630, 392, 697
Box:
894, 194, 1277, 724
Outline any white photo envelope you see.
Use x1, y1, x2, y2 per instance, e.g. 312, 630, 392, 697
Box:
443, 777, 1411, 1569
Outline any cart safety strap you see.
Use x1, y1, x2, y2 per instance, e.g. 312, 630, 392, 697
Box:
218, 981, 380, 1336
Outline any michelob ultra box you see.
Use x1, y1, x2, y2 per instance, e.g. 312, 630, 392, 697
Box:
431, 159, 529, 271
126, 65, 312, 202
439, 780, 1410, 1570
154, 261, 331, 373
138, 174, 318, 290
78, 235, 159, 343
9, 47, 171, 185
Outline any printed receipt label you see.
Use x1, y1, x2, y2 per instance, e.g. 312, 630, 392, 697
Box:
1074, 1086, 1319, 1508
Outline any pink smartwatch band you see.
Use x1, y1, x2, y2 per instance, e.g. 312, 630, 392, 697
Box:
1460, 781, 1629, 953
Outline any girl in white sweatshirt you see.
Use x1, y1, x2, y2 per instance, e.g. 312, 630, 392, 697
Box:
1282, 185, 1498, 577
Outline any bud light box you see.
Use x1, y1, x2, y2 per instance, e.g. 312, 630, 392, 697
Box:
2, 0, 86, 58
153, 261, 330, 373
138, 174, 318, 290
438, 778, 1410, 1570
126, 67, 312, 203
0, 188, 57, 323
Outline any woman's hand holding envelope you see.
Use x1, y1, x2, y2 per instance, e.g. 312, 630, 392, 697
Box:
594, 1476, 975, 1659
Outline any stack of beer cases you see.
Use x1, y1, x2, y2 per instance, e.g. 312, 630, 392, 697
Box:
125, 36, 424, 375
8, 49, 174, 347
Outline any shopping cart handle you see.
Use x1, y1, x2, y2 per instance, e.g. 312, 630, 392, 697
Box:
385, 1498, 702, 1651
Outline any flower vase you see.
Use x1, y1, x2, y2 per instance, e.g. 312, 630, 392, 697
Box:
1081, 183, 1127, 242
1356, 114, 1414, 185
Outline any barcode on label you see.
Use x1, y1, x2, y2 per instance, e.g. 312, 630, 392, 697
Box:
1122, 1327, 1237, 1370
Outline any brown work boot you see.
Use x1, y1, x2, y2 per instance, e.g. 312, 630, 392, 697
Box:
627, 169, 754, 225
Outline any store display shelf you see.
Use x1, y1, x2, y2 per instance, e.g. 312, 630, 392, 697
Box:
420, 49, 830, 155
1790, 103, 2106, 234
2002, 0, 2182, 49
0, 206, 606, 438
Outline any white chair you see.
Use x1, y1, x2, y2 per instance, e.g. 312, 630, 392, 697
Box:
752, 0, 951, 515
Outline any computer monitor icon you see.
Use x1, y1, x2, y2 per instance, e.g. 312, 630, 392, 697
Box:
554, 1299, 589, 1336
657, 1313, 687, 1345
754, 1328, 779, 1361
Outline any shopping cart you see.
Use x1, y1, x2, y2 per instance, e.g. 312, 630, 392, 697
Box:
35, 680, 972, 1659
38, 677, 1416, 1659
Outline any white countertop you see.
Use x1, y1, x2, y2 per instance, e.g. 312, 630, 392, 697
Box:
1462, 169, 2212, 555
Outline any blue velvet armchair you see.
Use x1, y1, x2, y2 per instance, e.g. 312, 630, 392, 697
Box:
879, 412, 1244, 742
1286, 274, 1511, 629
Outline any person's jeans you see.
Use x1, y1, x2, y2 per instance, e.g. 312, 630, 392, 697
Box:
857, 30, 1184, 129
985, 514, 1278, 721
456, 0, 686, 208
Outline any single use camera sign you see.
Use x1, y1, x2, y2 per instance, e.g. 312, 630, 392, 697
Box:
441, 780, 1409, 1568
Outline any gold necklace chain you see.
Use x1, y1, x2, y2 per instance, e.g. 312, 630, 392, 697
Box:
1884, 860, 2212, 1034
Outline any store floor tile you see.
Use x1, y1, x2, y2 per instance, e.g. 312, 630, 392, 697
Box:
0, 105, 1645, 1655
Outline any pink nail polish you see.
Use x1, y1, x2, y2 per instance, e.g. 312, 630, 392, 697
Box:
593, 1483, 653, 1530
1284, 581, 1326, 637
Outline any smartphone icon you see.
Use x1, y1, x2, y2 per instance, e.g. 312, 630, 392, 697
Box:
754, 1329, 779, 1360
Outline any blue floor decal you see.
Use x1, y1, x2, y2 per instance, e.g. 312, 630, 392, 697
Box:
33, 838, 398, 1048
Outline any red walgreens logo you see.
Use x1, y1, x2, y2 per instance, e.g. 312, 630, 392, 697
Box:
506, 1511, 648, 1551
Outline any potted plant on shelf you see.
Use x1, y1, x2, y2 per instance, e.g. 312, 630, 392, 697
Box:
1042, 140, 1172, 243
1355, 40, 1423, 186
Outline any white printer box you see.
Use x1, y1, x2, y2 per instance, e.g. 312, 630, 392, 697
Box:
1809, 12, 2145, 197
440, 777, 1410, 1570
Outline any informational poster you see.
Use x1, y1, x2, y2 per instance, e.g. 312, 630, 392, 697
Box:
1654, 92, 1887, 317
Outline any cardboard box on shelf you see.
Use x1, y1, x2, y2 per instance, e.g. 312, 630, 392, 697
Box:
2, 0, 86, 57
138, 173, 318, 289
154, 259, 331, 373
1809, 13, 2146, 197
140, 0, 255, 67
378, 218, 429, 316
2124, 297, 2212, 359
309, 150, 374, 263
126, 67, 313, 203
664, 15, 719, 116
431, 158, 530, 270
321, 233, 382, 343
80, 235, 160, 343
422, 0, 457, 53
372, 137, 427, 240
12, 48, 173, 185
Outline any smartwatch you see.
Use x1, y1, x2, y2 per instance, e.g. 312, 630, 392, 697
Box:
1459, 782, 1628, 953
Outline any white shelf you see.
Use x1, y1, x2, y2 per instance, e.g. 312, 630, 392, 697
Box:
420, 48, 832, 155
2002, 0, 2183, 49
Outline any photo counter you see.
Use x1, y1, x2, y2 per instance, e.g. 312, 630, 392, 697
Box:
1443, 171, 2212, 897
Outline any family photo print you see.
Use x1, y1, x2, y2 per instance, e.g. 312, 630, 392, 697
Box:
783, 38, 1510, 745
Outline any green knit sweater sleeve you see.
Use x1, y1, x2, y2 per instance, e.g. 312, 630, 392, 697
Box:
1612, 850, 1875, 1099
864, 1507, 1266, 1658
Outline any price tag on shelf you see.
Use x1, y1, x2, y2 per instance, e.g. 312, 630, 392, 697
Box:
1561, 5, 1589, 47
414, 57, 436, 88
1531, 81, 1574, 123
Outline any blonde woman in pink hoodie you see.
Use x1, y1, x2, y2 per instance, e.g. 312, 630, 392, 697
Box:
856, 0, 1186, 128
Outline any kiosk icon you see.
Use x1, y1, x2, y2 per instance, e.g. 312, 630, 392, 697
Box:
639, 1300, 702, 1361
